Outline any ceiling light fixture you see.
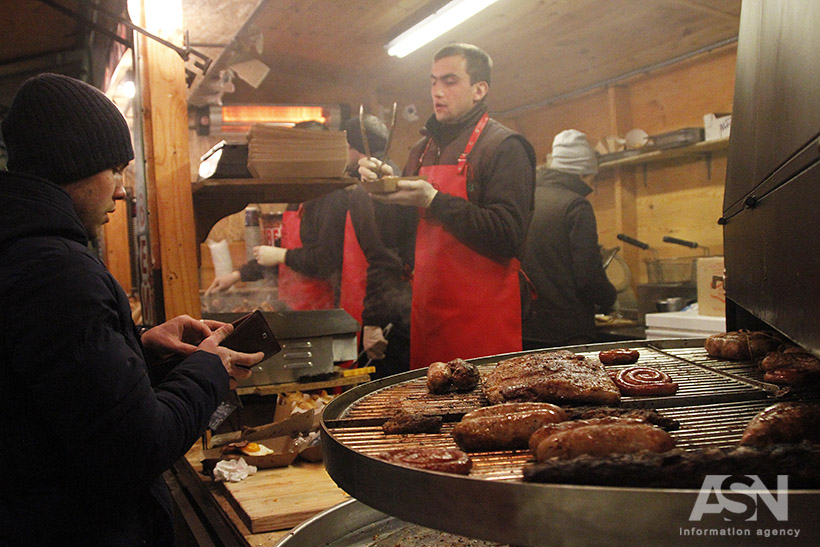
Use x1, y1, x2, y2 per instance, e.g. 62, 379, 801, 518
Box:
385, 0, 500, 58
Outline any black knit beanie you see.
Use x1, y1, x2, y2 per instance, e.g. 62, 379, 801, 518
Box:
1, 73, 135, 184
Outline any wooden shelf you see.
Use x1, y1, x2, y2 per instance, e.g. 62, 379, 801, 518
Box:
192, 177, 357, 243
598, 137, 730, 170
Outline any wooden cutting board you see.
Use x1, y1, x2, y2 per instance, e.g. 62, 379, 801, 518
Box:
219, 460, 350, 533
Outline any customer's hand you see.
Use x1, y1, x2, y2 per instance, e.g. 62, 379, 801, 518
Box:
141, 315, 226, 360
358, 157, 394, 181
197, 324, 262, 388
363, 325, 388, 360
253, 245, 287, 266
206, 271, 241, 294
370, 178, 438, 208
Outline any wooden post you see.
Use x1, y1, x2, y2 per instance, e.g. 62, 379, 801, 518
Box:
606, 84, 640, 293
137, 0, 201, 320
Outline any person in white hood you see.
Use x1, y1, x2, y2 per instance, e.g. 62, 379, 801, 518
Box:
521, 129, 616, 349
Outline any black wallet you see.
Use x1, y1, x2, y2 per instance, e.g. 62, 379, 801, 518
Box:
221, 310, 281, 367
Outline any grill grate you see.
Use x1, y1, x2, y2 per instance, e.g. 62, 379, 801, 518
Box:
326, 344, 803, 483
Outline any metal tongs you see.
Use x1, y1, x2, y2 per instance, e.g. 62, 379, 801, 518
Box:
359, 102, 398, 178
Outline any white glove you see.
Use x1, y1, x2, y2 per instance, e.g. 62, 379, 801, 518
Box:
358, 156, 394, 181
206, 270, 241, 294
253, 245, 287, 266
363, 325, 388, 360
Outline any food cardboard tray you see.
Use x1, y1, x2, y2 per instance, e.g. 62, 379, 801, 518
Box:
203, 435, 299, 469
359, 175, 427, 194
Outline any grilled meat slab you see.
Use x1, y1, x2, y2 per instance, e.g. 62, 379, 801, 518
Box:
482, 350, 620, 405
563, 406, 681, 431
523, 442, 820, 489
382, 410, 443, 434
374, 447, 473, 474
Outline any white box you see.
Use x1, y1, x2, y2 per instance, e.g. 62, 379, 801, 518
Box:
697, 257, 726, 317
645, 309, 726, 339
703, 113, 731, 141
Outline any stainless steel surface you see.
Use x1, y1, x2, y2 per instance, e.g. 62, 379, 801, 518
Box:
320, 340, 820, 546
205, 309, 359, 384
274, 499, 506, 547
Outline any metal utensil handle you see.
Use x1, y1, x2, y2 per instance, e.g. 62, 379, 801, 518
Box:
662, 236, 699, 248
362, 323, 394, 368
358, 104, 373, 166
617, 233, 650, 250
378, 102, 398, 171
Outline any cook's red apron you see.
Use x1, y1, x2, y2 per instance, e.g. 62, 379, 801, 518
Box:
339, 211, 367, 324
277, 206, 334, 310
410, 113, 522, 369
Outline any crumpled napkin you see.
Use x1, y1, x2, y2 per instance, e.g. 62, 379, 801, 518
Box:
213, 457, 257, 482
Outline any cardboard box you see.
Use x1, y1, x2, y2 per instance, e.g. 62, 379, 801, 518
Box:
697, 257, 726, 316
703, 113, 731, 141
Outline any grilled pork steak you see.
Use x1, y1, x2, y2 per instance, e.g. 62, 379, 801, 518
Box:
740, 402, 820, 447
482, 350, 620, 405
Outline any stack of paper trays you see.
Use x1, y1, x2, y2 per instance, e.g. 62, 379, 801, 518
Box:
247, 124, 348, 179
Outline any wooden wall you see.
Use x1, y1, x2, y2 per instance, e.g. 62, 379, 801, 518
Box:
501, 45, 736, 287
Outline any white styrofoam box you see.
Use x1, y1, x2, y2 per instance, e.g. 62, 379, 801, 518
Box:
703, 113, 731, 141
645, 309, 726, 339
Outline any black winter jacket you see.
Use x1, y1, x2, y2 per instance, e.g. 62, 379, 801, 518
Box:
0, 171, 229, 545
521, 169, 616, 347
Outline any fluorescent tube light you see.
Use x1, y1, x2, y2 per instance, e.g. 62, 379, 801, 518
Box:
386, 0, 500, 58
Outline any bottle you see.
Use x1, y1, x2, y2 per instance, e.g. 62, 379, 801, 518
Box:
244, 205, 261, 262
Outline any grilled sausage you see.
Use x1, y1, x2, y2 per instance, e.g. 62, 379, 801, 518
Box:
449, 358, 480, 391
528, 416, 645, 455
452, 403, 567, 452
463, 402, 566, 421
426, 361, 452, 394
740, 403, 820, 447
704, 330, 782, 360
598, 349, 640, 365
535, 423, 676, 461
611, 366, 679, 396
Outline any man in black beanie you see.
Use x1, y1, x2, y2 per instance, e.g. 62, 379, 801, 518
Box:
0, 73, 262, 545
342, 115, 411, 379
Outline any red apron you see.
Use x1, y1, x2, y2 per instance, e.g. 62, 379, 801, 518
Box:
277, 207, 335, 310
339, 211, 367, 324
410, 113, 522, 369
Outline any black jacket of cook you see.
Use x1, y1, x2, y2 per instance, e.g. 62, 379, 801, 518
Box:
0, 170, 229, 545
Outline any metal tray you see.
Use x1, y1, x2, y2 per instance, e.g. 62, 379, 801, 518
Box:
320, 339, 820, 546
274, 499, 506, 546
